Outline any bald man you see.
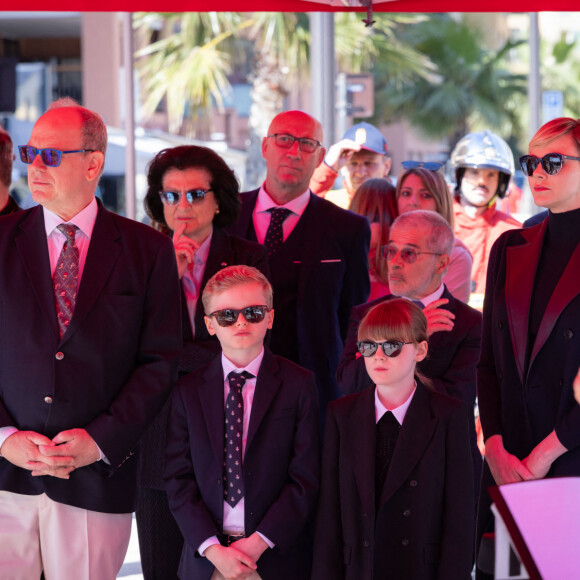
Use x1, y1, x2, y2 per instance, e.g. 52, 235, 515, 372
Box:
227, 110, 371, 414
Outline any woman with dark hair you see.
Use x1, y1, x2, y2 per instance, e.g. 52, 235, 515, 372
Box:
476, 117, 580, 578
395, 164, 473, 304
138, 145, 268, 580
348, 178, 397, 301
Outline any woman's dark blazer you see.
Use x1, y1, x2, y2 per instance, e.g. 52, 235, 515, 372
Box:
139, 227, 268, 490
312, 381, 474, 580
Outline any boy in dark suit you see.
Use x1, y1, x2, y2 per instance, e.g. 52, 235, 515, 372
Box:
165, 265, 320, 580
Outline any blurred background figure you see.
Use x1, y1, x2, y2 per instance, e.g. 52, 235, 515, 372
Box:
309, 122, 391, 209
451, 130, 521, 308
348, 177, 397, 301
395, 162, 473, 304
0, 126, 21, 216
139, 145, 268, 580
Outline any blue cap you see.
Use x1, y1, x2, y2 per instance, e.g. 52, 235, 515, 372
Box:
342, 122, 388, 155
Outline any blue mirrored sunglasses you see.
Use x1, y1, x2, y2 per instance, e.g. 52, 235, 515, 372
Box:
402, 160, 444, 171
18, 146, 96, 168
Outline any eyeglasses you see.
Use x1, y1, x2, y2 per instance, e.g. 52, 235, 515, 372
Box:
402, 160, 444, 171
520, 153, 580, 176
159, 189, 212, 206
381, 244, 442, 263
18, 146, 96, 168
209, 305, 270, 327
267, 133, 321, 154
356, 340, 412, 358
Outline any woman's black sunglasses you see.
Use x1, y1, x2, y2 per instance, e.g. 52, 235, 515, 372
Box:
520, 153, 580, 176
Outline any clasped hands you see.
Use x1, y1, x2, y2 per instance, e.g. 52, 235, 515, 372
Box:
423, 298, 454, 337
205, 533, 268, 580
0, 428, 100, 480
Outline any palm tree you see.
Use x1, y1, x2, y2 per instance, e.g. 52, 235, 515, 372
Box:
134, 12, 247, 135
376, 14, 528, 150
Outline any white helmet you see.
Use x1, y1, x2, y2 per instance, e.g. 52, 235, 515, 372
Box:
451, 130, 514, 198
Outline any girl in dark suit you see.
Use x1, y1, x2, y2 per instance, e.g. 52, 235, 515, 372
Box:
313, 299, 474, 580
137, 145, 268, 579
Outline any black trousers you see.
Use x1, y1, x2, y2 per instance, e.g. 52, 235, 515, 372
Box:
136, 487, 184, 580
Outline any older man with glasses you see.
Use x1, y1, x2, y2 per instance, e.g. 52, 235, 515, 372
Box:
338, 210, 483, 503
227, 110, 371, 417
0, 99, 181, 580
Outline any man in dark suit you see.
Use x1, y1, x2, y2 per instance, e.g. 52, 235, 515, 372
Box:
0, 101, 181, 579
227, 110, 371, 413
337, 210, 482, 487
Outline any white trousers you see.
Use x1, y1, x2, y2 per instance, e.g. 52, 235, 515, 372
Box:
0, 491, 132, 580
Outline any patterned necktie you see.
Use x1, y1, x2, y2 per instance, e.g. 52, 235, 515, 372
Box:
224, 370, 253, 507
53, 224, 80, 339
264, 207, 291, 256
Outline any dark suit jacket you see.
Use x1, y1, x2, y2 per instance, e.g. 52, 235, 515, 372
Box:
0, 202, 181, 514
227, 189, 371, 408
139, 227, 268, 490
312, 382, 474, 580
478, 220, 580, 470
164, 348, 320, 580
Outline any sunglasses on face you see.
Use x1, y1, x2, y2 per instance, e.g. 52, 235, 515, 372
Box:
381, 244, 442, 264
356, 340, 412, 358
159, 189, 212, 206
519, 153, 580, 176
401, 160, 444, 171
209, 305, 270, 327
267, 133, 321, 154
18, 146, 96, 168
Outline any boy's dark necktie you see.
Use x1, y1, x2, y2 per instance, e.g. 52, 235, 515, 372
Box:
53, 224, 79, 339
224, 370, 253, 507
375, 410, 400, 503
264, 207, 291, 256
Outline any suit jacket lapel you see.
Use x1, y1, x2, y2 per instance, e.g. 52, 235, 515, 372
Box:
379, 383, 437, 507
64, 203, 123, 343
344, 386, 376, 515
246, 349, 282, 452
238, 190, 259, 240
198, 357, 227, 463
530, 239, 580, 367
14, 206, 58, 338
505, 224, 546, 382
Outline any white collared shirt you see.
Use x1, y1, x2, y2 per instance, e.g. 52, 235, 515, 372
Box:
198, 348, 274, 556
401, 282, 445, 308
374, 384, 416, 426
252, 185, 311, 244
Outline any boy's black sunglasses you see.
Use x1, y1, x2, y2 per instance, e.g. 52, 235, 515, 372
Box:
519, 153, 580, 176
18, 145, 96, 167
209, 305, 270, 327
356, 340, 412, 358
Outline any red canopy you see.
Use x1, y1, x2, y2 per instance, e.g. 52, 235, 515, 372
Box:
0, 1, 576, 12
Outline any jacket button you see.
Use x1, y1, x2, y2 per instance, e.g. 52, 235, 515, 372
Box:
403, 509, 411, 517
363, 540, 370, 548
218, 479, 222, 486
402, 539, 409, 547
498, 321, 503, 330
55, 352, 64, 360
44, 396, 53, 404
409, 480, 418, 487
564, 329, 574, 340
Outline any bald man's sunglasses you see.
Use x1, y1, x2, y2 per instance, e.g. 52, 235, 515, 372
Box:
520, 153, 580, 176
18, 146, 96, 168
268, 133, 321, 153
